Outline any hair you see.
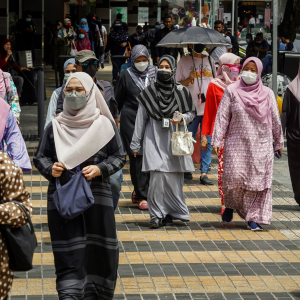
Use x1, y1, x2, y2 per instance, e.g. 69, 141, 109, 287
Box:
137, 25, 143, 30
246, 33, 252, 38
256, 32, 263, 38
282, 32, 290, 40
116, 13, 123, 20
155, 21, 160, 25
164, 14, 172, 21
214, 20, 224, 26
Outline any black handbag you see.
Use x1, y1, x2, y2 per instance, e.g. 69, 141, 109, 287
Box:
0, 201, 37, 272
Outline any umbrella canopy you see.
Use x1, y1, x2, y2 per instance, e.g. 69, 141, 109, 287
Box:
156, 26, 230, 48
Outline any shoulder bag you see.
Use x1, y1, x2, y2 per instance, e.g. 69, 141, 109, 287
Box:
0, 201, 37, 272
171, 118, 196, 156
50, 170, 94, 220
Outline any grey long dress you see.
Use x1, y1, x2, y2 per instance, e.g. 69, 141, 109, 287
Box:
130, 104, 195, 220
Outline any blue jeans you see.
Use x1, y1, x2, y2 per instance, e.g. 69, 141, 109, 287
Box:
188, 115, 212, 174
110, 169, 123, 210
262, 54, 273, 74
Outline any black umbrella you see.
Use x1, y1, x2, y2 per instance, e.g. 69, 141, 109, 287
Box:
156, 26, 230, 48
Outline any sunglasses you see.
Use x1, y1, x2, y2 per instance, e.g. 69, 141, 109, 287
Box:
81, 60, 98, 67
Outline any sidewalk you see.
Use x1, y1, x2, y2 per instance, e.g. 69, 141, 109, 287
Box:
10, 65, 300, 300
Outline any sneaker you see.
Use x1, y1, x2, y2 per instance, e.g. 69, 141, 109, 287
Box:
162, 214, 174, 226
149, 218, 160, 229
200, 175, 214, 185
222, 208, 233, 223
184, 172, 193, 180
247, 221, 264, 231
101, 62, 104, 69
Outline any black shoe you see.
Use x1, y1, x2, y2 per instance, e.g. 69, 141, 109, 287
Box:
112, 79, 116, 86
184, 172, 193, 180
149, 218, 160, 228
101, 62, 104, 69
162, 215, 174, 226
200, 175, 213, 185
222, 208, 234, 223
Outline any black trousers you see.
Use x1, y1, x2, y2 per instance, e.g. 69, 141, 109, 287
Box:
287, 135, 300, 205
129, 155, 150, 201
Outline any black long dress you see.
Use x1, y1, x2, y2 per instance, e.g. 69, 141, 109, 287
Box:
282, 87, 300, 205
115, 69, 150, 201
33, 121, 126, 300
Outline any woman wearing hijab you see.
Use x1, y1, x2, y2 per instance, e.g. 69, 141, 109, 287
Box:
105, 20, 129, 82
79, 18, 89, 33
56, 18, 77, 85
33, 72, 126, 299
0, 151, 32, 300
45, 58, 76, 128
77, 29, 91, 51
115, 45, 156, 210
201, 53, 240, 214
282, 63, 300, 207
0, 98, 31, 172
212, 57, 284, 231
130, 55, 195, 228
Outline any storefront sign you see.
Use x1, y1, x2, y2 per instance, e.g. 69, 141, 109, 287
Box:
241, 1, 265, 5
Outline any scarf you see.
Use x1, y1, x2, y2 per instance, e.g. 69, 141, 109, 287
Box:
80, 18, 89, 33
137, 55, 195, 120
52, 72, 115, 170
0, 69, 12, 101
288, 62, 300, 102
211, 53, 241, 91
0, 98, 10, 141
127, 45, 157, 91
231, 57, 272, 128
77, 29, 91, 51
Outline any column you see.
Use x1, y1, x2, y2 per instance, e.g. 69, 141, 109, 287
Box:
96, 0, 110, 31
0, 0, 9, 40
149, 0, 158, 28
161, 0, 169, 20
127, 0, 139, 34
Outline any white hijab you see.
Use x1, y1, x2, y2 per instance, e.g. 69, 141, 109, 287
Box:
52, 72, 115, 170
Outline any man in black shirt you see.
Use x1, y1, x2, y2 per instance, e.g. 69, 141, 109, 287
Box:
155, 15, 184, 63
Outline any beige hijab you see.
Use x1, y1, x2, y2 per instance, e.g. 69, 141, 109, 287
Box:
52, 72, 115, 170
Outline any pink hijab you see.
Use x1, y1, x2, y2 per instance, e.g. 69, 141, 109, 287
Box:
211, 53, 241, 91
0, 70, 12, 101
52, 72, 115, 170
231, 57, 272, 128
0, 98, 10, 141
288, 62, 300, 102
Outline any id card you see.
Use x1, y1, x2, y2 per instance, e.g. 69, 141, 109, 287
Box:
162, 118, 170, 129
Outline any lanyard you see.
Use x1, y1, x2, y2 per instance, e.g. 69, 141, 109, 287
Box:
138, 72, 149, 88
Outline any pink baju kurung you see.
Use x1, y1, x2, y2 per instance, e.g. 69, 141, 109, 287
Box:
212, 86, 284, 224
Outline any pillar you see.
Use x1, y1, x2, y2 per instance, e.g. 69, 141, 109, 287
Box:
161, 0, 169, 20
149, 0, 158, 28
96, 0, 110, 30
0, 0, 9, 40
127, 0, 139, 34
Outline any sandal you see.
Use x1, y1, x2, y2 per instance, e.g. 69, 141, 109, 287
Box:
131, 191, 139, 204
138, 201, 148, 210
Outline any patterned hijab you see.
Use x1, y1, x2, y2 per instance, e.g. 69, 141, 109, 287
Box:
137, 55, 195, 120
127, 45, 157, 91
110, 23, 129, 43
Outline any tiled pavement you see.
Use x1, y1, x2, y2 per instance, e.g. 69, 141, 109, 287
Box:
10, 66, 300, 299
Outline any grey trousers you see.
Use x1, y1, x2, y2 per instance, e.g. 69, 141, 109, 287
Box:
13, 75, 24, 97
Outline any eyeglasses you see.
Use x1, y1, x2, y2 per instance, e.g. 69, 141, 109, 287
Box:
81, 59, 98, 67
158, 65, 171, 70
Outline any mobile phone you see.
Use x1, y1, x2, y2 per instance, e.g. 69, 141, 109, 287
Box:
173, 112, 182, 121
274, 150, 281, 159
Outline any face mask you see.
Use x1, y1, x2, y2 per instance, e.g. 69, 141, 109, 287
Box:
229, 65, 240, 76
135, 61, 148, 72
241, 71, 258, 85
256, 40, 262, 44
26, 18, 31, 22
193, 44, 205, 54
246, 38, 250, 43
155, 25, 161, 30
79, 34, 85, 39
65, 91, 87, 111
64, 74, 72, 81
138, 30, 143, 35
65, 24, 71, 29
82, 63, 98, 78
157, 69, 172, 81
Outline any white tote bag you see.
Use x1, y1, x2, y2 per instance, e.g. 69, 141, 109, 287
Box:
171, 118, 196, 156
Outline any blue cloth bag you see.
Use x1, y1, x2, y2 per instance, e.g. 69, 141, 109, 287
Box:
50, 171, 94, 219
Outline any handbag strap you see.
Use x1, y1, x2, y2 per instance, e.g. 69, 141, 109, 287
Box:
55, 166, 80, 189
176, 117, 188, 133
10, 201, 35, 234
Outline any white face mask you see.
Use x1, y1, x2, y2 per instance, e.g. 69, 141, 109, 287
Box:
241, 71, 258, 85
135, 61, 148, 72
64, 73, 72, 81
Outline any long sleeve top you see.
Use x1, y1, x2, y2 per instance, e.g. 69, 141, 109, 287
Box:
0, 151, 32, 299
45, 87, 62, 128
130, 104, 195, 173
0, 110, 32, 172
212, 86, 284, 191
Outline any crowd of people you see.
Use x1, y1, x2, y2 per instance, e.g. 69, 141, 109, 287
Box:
1, 10, 300, 300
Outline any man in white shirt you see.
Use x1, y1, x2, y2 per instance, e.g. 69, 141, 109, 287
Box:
249, 15, 256, 27
208, 20, 232, 64
99, 25, 107, 69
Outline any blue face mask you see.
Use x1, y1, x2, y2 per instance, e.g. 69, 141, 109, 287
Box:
155, 25, 161, 30
256, 41, 262, 44
26, 18, 31, 22
79, 34, 85, 39
81, 24, 89, 32
246, 39, 250, 43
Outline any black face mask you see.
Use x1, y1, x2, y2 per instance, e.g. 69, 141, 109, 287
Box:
82, 64, 98, 78
193, 44, 205, 54
157, 69, 172, 81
